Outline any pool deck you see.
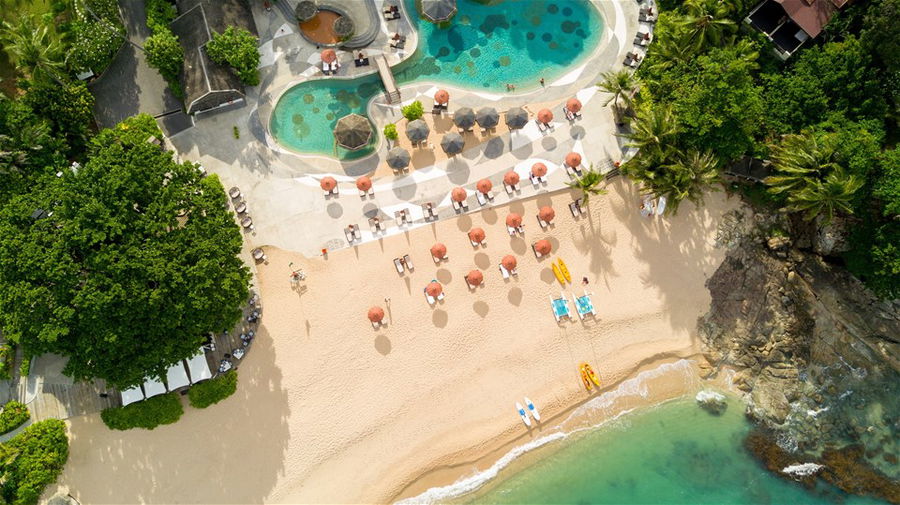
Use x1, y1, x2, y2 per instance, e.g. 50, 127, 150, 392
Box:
168, 0, 645, 258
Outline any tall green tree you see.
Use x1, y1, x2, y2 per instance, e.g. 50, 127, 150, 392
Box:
144, 28, 184, 83
677, 0, 736, 52
206, 26, 260, 86
0, 114, 251, 388
621, 103, 680, 164
597, 69, 639, 110
0, 16, 66, 83
0, 99, 67, 199
22, 80, 95, 152
765, 132, 839, 197
787, 168, 864, 222
656, 149, 721, 213
565, 166, 607, 204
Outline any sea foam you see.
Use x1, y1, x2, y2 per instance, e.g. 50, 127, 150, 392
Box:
782, 463, 824, 477
396, 359, 696, 504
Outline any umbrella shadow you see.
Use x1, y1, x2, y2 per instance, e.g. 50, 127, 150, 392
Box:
482, 138, 505, 159
481, 208, 498, 225
507, 287, 523, 306
457, 214, 472, 231
570, 125, 587, 140
474, 252, 491, 269
326, 202, 344, 218
432, 309, 448, 327
436, 268, 453, 284
446, 158, 470, 185
473, 301, 489, 318
374, 334, 392, 355
541, 136, 558, 151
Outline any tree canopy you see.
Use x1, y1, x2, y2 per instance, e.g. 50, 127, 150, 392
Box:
206, 26, 261, 86
0, 114, 250, 388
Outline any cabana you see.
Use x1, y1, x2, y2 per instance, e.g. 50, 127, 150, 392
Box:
143, 376, 167, 398
166, 361, 191, 391
187, 349, 213, 383
120, 385, 145, 406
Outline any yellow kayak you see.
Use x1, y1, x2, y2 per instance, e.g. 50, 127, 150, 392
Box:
579, 363, 593, 391
551, 263, 566, 285
558, 258, 572, 283
584, 363, 601, 387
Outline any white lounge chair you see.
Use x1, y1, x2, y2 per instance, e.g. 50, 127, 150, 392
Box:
354, 226, 362, 240
529, 173, 540, 187
471, 238, 486, 248
532, 243, 544, 258
425, 292, 436, 305
537, 216, 549, 229
499, 263, 510, 279
345, 228, 355, 243
569, 201, 582, 217
476, 192, 488, 206
403, 254, 414, 271
394, 258, 404, 274
507, 225, 517, 236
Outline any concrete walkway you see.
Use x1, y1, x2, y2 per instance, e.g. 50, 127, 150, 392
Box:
168, 0, 645, 258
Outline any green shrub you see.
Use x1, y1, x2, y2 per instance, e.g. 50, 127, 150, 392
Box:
188, 370, 237, 408
383, 123, 398, 141
18, 357, 30, 378
145, 27, 184, 95
0, 401, 30, 435
206, 26, 260, 86
145, 0, 177, 34
0, 345, 13, 380
100, 393, 183, 430
401, 100, 424, 121
0, 419, 69, 505
66, 0, 126, 75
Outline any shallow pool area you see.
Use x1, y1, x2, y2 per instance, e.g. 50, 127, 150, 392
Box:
269, 0, 603, 158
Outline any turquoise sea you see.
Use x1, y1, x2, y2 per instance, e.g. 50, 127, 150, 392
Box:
449, 397, 888, 505
269, 0, 603, 157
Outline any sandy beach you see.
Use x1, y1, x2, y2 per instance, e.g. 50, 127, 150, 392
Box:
57, 179, 741, 504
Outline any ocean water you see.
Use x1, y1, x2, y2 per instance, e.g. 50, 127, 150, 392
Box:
269, 0, 603, 157
454, 398, 888, 505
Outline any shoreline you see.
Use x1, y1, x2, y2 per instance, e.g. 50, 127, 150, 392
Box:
392, 355, 725, 504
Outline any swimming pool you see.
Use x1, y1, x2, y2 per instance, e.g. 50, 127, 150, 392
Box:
269, 0, 604, 158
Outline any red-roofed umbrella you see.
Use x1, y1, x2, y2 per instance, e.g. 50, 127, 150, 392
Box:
501, 255, 517, 270
321, 49, 337, 63
476, 178, 493, 193
356, 176, 372, 191
367, 306, 384, 323
506, 213, 522, 228
531, 162, 548, 177
539, 206, 556, 222
466, 269, 484, 286
468, 227, 485, 243
426, 281, 443, 297
534, 239, 552, 255
451, 187, 467, 202
430, 243, 447, 259
566, 97, 582, 113
320, 176, 337, 191
503, 171, 520, 186
565, 152, 582, 168
537, 108, 553, 123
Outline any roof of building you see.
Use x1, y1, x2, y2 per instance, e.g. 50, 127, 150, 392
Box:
774, 0, 837, 37
170, 0, 259, 111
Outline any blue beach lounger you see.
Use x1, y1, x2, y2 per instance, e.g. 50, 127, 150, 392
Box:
573, 290, 596, 320
550, 294, 570, 322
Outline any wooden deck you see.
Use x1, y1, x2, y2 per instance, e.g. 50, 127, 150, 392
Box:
376, 55, 401, 103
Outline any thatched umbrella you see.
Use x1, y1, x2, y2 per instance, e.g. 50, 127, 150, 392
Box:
406, 119, 430, 143
386, 146, 410, 169
505, 107, 528, 130
333, 114, 372, 150
333, 16, 355, 38
295, 0, 318, 22
475, 107, 499, 129
453, 107, 476, 130
440, 131, 465, 154
421, 0, 457, 23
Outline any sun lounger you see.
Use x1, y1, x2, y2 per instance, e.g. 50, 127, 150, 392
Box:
507, 225, 517, 236
394, 258, 405, 274
573, 290, 596, 320
532, 243, 544, 258
635, 32, 651, 46
322, 62, 331, 75
355, 57, 371, 67
538, 215, 549, 229
476, 192, 488, 206
569, 201, 582, 218
504, 182, 515, 195
425, 290, 444, 305
656, 196, 667, 215
403, 254, 414, 271
471, 238, 486, 248
499, 263, 511, 279
452, 200, 462, 212
383, 11, 400, 20
529, 173, 540, 188
564, 164, 577, 178
536, 120, 549, 133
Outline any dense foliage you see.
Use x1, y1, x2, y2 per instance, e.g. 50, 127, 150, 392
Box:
144, 27, 184, 97
401, 101, 424, 121
624, 0, 898, 298
100, 393, 183, 430
66, 0, 126, 75
0, 419, 69, 505
383, 123, 398, 141
188, 370, 238, 408
0, 345, 12, 381
206, 26, 260, 86
145, 0, 177, 34
0, 401, 30, 435
22, 80, 95, 153
0, 114, 251, 388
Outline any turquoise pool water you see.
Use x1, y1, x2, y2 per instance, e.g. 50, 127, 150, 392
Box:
455, 398, 888, 505
269, 0, 603, 158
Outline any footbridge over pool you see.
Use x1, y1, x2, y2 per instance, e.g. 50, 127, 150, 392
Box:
375, 55, 401, 104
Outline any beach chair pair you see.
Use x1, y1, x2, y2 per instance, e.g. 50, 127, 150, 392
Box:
507, 225, 524, 236
422, 203, 437, 221
432, 252, 448, 264
394, 254, 414, 274
624, 52, 643, 68
383, 10, 400, 21
476, 191, 494, 206
504, 182, 520, 195
499, 264, 518, 279
354, 57, 371, 67
425, 290, 445, 305
536, 120, 553, 134
569, 199, 585, 218
394, 209, 411, 226
345, 224, 361, 243
369, 217, 384, 234
471, 237, 487, 248
635, 32, 651, 46
550, 293, 571, 322
251, 248, 267, 263
359, 187, 375, 198
324, 186, 338, 197
564, 163, 583, 178
572, 290, 597, 320
639, 7, 657, 22
563, 107, 582, 122
452, 199, 469, 213
530, 173, 546, 187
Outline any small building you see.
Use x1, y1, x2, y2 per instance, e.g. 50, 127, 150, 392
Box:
170, 0, 259, 115
745, 0, 849, 59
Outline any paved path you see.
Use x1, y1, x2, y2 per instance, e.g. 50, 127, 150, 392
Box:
168, 0, 644, 258
89, 0, 181, 128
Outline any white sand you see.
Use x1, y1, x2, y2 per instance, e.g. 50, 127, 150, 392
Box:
57, 180, 740, 504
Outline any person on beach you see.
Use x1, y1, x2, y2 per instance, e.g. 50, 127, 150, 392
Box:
582, 276, 589, 285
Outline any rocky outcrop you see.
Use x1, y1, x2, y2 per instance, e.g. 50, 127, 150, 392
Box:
699, 210, 900, 503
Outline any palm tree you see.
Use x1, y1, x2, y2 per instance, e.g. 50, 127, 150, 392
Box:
566, 165, 607, 204
0, 16, 66, 83
765, 132, 839, 197
597, 69, 639, 111
677, 0, 736, 52
650, 36, 694, 69
621, 104, 681, 163
787, 168, 863, 223
656, 149, 721, 213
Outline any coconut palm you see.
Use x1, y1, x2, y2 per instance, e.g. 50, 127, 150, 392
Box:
0, 16, 66, 83
597, 69, 639, 110
656, 149, 721, 213
677, 0, 736, 52
621, 104, 681, 163
786, 168, 863, 223
765, 132, 840, 197
566, 165, 607, 204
